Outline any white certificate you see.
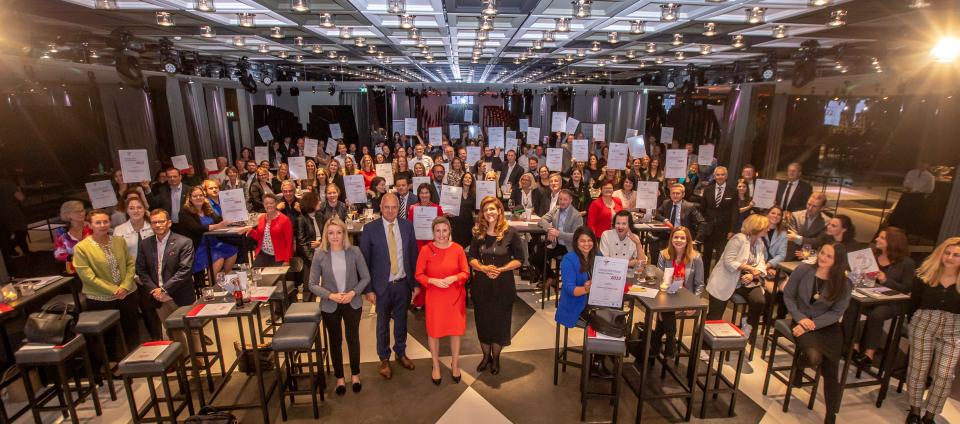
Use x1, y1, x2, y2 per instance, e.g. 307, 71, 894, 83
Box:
203, 159, 218, 174
551, 112, 567, 132
171, 155, 190, 171
546, 148, 564, 171
594, 123, 606, 141
506, 130, 517, 141
412, 176, 431, 190
626, 136, 646, 158
404, 118, 418, 136
847, 248, 881, 274
219, 188, 248, 223
660, 127, 674, 144
426, 127, 441, 146
466, 146, 482, 166
257, 125, 274, 142
519, 119, 529, 132
607, 143, 628, 170
697, 144, 715, 166
413, 206, 438, 240
752, 178, 780, 209
325, 138, 338, 156
254, 146, 269, 164
475, 180, 496, 209
625, 128, 638, 138
375, 163, 394, 187
665, 149, 687, 179
565, 117, 580, 135
636, 181, 660, 212
487, 127, 505, 149
527, 127, 540, 145
118, 149, 150, 183
464, 109, 473, 122
505, 139, 518, 156
572, 139, 589, 162
439, 185, 462, 217
304, 138, 319, 158
287, 156, 308, 180
587, 257, 629, 308
343, 174, 367, 204
85, 180, 117, 209
448, 124, 459, 139
329, 123, 343, 139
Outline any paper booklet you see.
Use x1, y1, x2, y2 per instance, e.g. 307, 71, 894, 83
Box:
704, 321, 745, 338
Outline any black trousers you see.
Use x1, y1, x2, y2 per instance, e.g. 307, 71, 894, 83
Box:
87, 294, 141, 354
706, 286, 766, 330
136, 288, 164, 341
531, 242, 567, 279
842, 303, 903, 352
323, 303, 362, 379
796, 323, 843, 416
253, 252, 282, 267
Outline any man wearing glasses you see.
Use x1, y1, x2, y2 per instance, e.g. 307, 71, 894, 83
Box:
136, 208, 196, 340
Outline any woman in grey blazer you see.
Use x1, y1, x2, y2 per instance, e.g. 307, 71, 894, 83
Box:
650, 226, 704, 358
308, 217, 370, 396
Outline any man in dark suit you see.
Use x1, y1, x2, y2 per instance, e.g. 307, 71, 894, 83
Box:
393, 176, 418, 220
775, 162, 813, 213
700, 166, 739, 278
359, 193, 419, 379
786, 192, 829, 260
135, 209, 195, 340
150, 167, 191, 228
498, 150, 523, 193
652, 183, 706, 265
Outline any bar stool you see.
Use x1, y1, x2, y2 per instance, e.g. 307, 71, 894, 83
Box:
272, 322, 324, 421
696, 322, 748, 418
579, 331, 626, 423
14, 335, 102, 424
283, 302, 328, 375
261, 260, 304, 341
118, 341, 194, 423
540, 255, 559, 310
762, 319, 821, 412
164, 305, 225, 393
553, 319, 584, 385
667, 311, 700, 371
75, 309, 127, 401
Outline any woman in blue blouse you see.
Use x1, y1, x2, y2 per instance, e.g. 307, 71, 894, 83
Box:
555, 227, 599, 329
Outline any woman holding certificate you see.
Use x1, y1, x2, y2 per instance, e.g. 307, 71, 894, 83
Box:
469, 197, 523, 375
248, 193, 294, 267
650, 226, 704, 359
408, 184, 443, 249
415, 217, 469, 385
555, 227, 598, 328
179, 186, 238, 276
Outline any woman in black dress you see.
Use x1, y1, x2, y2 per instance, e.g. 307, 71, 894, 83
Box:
469, 196, 523, 375
450, 172, 476, 248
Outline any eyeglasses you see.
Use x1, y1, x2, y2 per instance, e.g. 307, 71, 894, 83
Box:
150, 220, 169, 225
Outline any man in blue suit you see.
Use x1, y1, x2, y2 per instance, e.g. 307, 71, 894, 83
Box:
360, 192, 419, 379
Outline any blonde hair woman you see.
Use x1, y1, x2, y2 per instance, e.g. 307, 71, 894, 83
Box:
468, 197, 523, 375
905, 237, 960, 424
308, 217, 370, 395
706, 214, 770, 341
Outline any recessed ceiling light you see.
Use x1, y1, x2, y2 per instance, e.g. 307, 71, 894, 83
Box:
703, 22, 718, 37
238, 13, 255, 27
576, 48, 586, 57
313, 45, 322, 53
408, 28, 420, 40
367, 45, 377, 54
339, 55, 348, 63
233, 36, 245, 46
533, 39, 543, 50
320, 13, 334, 28
700, 44, 712, 55
772, 25, 788, 38
731, 34, 745, 48
156, 12, 174, 27
625, 49, 635, 59
295, 36, 304, 46
259, 44, 269, 53
608, 32, 620, 44
400, 15, 415, 29
676, 51, 685, 60
672, 33, 683, 45
339, 27, 353, 39
746, 7, 765, 24
630, 20, 644, 34
481, 0, 497, 16
555, 17, 570, 32
327, 50, 338, 59
590, 41, 601, 52
827, 9, 847, 27
660, 3, 679, 22
573, 0, 591, 19
655, 56, 664, 64
646, 42, 657, 53
292, 0, 310, 12
279, 50, 289, 58
195, 0, 215, 12
544, 30, 555, 42
354, 37, 366, 47
200, 25, 216, 38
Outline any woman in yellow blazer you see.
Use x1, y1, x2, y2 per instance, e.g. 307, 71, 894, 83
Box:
73, 209, 140, 350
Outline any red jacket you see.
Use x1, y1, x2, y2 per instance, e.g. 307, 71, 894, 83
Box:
586, 197, 622, 239
249, 213, 294, 263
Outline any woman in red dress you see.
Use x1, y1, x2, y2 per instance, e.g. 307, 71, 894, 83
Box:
415, 217, 469, 385
586, 181, 623, 238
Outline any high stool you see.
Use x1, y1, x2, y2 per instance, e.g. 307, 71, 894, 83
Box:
283, 303, 329, 374
668, 311, 700, 371
540, 256, 559, 310
579, 331, 626, 423
75, 310, 127, 400
14, 335, 102, 424
272, 322, 324, 421
762, 319, 822, 412
118, 341, 194, 423
553, 320, 584, 385
696, 322, 748, 418
164, 305, 224, 393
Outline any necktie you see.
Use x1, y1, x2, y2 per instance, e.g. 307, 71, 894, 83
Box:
782, 182, 793, 208
387, 223, 399, 275
715, 184, 723, 207
672, 204, 680, 227
399, 195, 407, 219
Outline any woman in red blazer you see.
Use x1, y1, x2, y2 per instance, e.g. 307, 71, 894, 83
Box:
586, 181, 623, 238
247, 193, 294, 266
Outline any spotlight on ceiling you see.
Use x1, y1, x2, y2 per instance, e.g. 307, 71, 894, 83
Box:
746, 7, 765, 24
238, 13, 255, 27
387, 0, 405, 15
292, 0, 310, 13
630, 20, 644, 34
339, 27, 353, 39
481, 0, 497, 16
660, 3, 679, 22
827, 9, 847, 27
156, 12, 175, 27
555, 17, 570, 32
400, 14, 415, 29
573, 0, 591, 18
703, 22, 718, 37
270, 26, 283, 38
731, 34, 745, 48
200, 25, 216, 38
672, 33, 683, 45
772, 25, 788, 39
320, 13, 334, 28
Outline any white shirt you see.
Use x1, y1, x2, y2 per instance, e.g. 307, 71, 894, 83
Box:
412, 155, 433, 171
382, 217, 406, 281
549, 191, 560, 212
613, 189, 636, 210
112, 220, 154, 260
170, 184, 183, 222
904, 169, 935, 194
599, 229, 640, 275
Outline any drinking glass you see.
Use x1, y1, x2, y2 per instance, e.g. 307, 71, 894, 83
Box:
644, 265, 658, 287
201, 287, 215, 302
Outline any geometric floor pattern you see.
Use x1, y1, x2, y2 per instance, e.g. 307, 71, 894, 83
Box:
11, 274, 960, 423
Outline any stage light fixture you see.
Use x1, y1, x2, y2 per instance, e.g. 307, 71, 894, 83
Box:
400, 15, 415, 29
296, 36, 304, 46
156, 12, 175, 27
482, 0, 497, 16
746, 7, 765, 24
339, 27, 353, 39
773, 25, 788, 39
827, 9, 847, 27
731, 34, 745, 48
931, 37, 960, 63
238, 13, 255, 27
672, 33, 683, 45
555, 17, 570, 32
630, 20, 644, 34
590, 41, 601, 51
259, 44, 269, 53
573, 0, 591, 18
200, 25, 216, 38
388, 0, 405, 15
292, 0, 310, 12
320, 13, 334, 28
195, 0, 215, 12
646, 42, 657, 53
608, 32, 620, 44
660, 3, 679, 21
703, 22, 718, 37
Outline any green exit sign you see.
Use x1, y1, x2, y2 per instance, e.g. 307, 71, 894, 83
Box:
226, 111, 236, 118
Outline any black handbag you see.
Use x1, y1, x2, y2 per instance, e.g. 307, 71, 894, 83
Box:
24, 302, 75, 345
586, 308, 629, 338
184, 407, 238, 424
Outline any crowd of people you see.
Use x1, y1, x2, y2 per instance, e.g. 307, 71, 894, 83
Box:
48, 128, 960, 424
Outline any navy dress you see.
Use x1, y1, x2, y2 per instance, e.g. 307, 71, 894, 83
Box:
192, 215, 240, 272
469, 226, 524, 345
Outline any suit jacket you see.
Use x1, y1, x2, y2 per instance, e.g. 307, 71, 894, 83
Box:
359, 217, 418, 295
498, 162, 523, 189
396, 192, 418, 219
150, 183, 190, 221
763, 229, 789, 268
295, 213, 323, 259
654, 199, 705, 242
775, 179, 813, 212
699, 182, 739, 240
136, 233, 196, 306
510, 187, 543, 214
538, 205, 583, 248
790, 211, 828, 245
308, 246, 371, 313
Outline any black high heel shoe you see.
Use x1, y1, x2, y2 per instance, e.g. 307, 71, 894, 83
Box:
335, 385, 347, 396
431, 370, 442, 385
451, 370, 462, 383
490, 356, 501, 375
352, 382, 362, 393
477, 354, 491, 372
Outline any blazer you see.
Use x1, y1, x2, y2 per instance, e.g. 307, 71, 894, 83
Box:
878, 256, 916, 294
775, 179, 814, 212
359, 217, 418, 295
308, 246, 371, 313
534, 187, 556, 217
295, 213, 323, 259
706, 233, 767, 301
135, 233, 196, 306
248, 181, 273, 213
150, 183, 191, 221
396, 192, 418, 217
249, 213, 294, 262
700, 182, 739, 239
539, 205, 583, 248
510, 187, 543, 214
72, 236, 137, 299
654, 199, 706, 242
783, 262, 852, 329
790, 211, 828, 246
498, 162, 523, 189
555, 251, 596, 328
177, 210, 222, 247
657, 253, 705, 295
763, 229, 789, 268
